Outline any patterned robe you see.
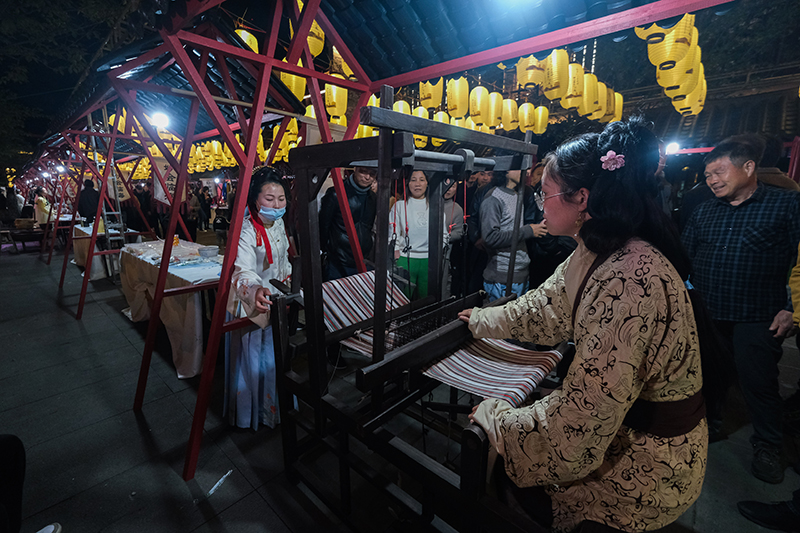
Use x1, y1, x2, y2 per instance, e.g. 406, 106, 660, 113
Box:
469, 239, 707, 532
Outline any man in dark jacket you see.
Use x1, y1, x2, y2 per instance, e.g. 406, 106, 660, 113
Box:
78, 179, 100, 223
319, 166, 377, 281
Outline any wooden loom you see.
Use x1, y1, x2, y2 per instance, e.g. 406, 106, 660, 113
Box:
276, 86, 554, 533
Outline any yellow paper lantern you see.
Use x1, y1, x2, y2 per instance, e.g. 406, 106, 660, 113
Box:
419, 78, 443, 110
464, 116, 477, 131
305, 104, 316, 118
280, 58, 306, 101
367, 94, 379, 107
446, 77, 469, 118
647, 14, 695, 70
330, 115, 347, 126
413, 106, 428, 148
677, 76, 707, 115
516, 55, 544, 88
469, 86, 490, 125
578, 73, 599, 117
613, 92, 624, 122
502, 99, 519, 131
543, 49, 569, 101
325, 74, 348, 118
599, 86, 617, 123
235, 29, 259, 53
665, 58, 703, 102
212, 140, 223, 169
560, 63, 585, 110
431, 110, 450, 147
450, 116, 466, 128
518, 102, 536, 132
480, 124, 493, 134
487, 92, 503, 128
634, 21, 674, 45
354, 124, 369, 138
589, 82, 608, 120
285, 118, 299, 142
657, 27, 698, 89
290, 0, 325, 57
393, 100, 411, 114
533, 106, 549, 134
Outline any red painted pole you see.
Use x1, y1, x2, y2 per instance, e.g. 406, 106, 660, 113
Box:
74, 105, 123, 319
112, 85, 194, 241
179, 55, 274, 481
372, 0, 735, 91
288, 2, 367, 272
114, 161, 157, 239
132, 95, 202, 411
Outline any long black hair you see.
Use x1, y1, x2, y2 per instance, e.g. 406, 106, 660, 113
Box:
546, 115, 730, 403
544, 115, 689, 279
246, 166, 288, 215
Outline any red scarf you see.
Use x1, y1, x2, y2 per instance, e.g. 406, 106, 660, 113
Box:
250, 214, 274, 265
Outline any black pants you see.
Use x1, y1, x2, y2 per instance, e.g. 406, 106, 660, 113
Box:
0, 435, 25, 533
714, 320, 785, 446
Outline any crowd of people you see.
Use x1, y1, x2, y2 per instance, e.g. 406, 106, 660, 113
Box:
6, 117, 799, 532
216, 116, 800, 532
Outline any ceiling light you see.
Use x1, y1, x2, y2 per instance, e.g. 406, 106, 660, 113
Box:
151, 112, 170, 129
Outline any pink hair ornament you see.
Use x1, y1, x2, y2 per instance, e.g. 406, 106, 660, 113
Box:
600, 150, 625, 171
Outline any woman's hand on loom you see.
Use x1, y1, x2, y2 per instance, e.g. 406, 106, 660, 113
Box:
254, 287, 272, 313
458, 309, 472, 323
467, 404, 480, 423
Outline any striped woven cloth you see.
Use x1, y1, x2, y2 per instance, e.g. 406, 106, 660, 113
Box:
322, 271, 410, 356
322, 272, 561, 406
423, 338, 562, 407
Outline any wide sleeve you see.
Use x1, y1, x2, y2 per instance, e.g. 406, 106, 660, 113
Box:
469, 258, 573, 345
496, 259, 665, 487
230, 222, 264, 313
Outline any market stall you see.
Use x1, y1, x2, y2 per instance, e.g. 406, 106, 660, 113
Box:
120, 239, 221, 378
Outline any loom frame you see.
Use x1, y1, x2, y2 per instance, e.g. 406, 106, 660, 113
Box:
282, 92, 546, 532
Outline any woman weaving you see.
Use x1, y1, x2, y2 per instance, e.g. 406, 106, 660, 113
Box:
225, 167, 292, 430
459, 117, 707, 532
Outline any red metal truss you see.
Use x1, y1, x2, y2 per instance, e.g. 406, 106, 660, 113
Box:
374, 0, 735, 91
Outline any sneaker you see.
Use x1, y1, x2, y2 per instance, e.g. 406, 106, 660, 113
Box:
752, 442, 784, 484
738, 500, 800, 531
35, 524, 63, 533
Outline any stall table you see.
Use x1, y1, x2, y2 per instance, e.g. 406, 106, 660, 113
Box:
73, 223, 139, 280
120, 240, 222, 378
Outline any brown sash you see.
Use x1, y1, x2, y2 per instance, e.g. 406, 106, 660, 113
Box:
571, 249, 706, 438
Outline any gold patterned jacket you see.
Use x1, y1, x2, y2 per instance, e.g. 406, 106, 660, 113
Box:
469, 239, 707, 532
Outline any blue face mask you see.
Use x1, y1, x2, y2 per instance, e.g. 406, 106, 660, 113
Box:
259, 205, 285, 221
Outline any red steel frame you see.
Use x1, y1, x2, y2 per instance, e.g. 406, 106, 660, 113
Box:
19, 0, 742, 482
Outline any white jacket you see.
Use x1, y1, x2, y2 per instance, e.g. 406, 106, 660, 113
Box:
390, 197, 448, 259
226, 215, 291, 329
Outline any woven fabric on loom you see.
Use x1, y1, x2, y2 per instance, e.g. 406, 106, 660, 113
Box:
322, 271, 410, 356
423, 338, 563, 407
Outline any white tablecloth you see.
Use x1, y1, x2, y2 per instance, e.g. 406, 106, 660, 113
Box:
120, 240, 222, 378
73, 224, 138, 280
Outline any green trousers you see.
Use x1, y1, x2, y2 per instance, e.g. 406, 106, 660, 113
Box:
403, 256, 428, 299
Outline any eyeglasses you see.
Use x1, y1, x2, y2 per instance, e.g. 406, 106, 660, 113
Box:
534, 190, 566, 210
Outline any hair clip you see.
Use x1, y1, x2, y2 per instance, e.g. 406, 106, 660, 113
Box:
600, 150, 625, 171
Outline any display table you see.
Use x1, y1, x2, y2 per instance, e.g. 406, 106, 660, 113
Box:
120, 240, 222, 378
73, 223, 139, 280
